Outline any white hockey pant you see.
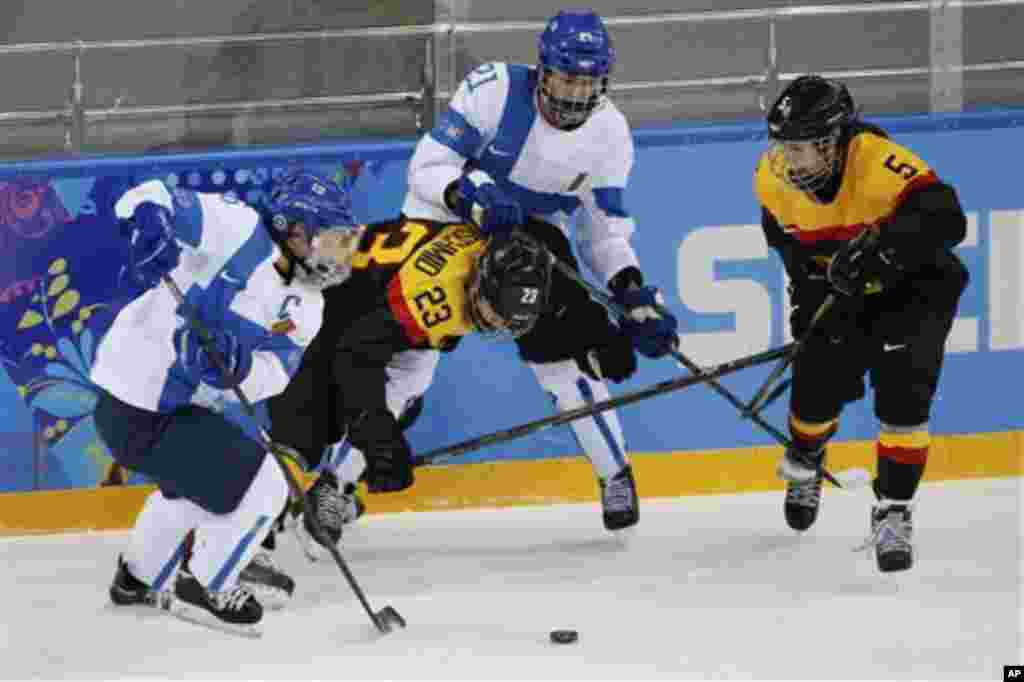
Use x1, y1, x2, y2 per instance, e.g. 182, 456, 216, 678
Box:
530, 359, 628, 480
124, 455, 288, 593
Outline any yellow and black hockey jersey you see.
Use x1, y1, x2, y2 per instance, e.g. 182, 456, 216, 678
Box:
268, 217, 486, 461
322, 217, 485, 354
755, 129, 937, 259
754, 126, 968, 299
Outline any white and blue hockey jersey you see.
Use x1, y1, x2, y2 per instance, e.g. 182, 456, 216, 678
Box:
90, 180, 324, 413
401, 62, 640, 286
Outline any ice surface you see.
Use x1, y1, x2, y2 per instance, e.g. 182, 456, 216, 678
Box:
0, 477, 1019, 680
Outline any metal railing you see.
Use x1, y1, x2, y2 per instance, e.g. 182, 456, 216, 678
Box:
0, 0, 1021, 153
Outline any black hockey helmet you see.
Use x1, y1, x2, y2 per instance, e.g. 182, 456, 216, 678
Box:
765, 75, 857, 196
468, 232, 551, 339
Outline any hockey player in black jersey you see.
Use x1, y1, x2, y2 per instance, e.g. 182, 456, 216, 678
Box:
268, 218, 567, 554
755, 75, 968, 571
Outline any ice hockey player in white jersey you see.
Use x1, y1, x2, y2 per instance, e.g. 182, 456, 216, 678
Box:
304, 8, 679, 542
92, 171, 359, 636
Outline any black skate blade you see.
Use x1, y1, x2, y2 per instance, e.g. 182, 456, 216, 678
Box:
375, 606, 406, 634
170, 600, 263, 638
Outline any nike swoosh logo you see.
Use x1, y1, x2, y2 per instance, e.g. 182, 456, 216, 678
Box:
883, 343, 906, 352
488, 145, 513, 157
220, 271, 243, 285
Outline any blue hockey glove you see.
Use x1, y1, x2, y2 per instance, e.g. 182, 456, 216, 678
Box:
606, 267, 678, 359
447, 170, 522, 236
120, 202, 181, 290
615, 286, 679, 358
175, 326, 253, 390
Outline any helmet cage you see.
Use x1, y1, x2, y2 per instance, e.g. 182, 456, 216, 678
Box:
536, 9, 615, 129
299, 225, 362, 290
538, 67, 608, 129
767, 129, 843, 195
467, 276, 525, 339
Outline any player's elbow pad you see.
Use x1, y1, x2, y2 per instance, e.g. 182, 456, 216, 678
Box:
886, 182, 966, 252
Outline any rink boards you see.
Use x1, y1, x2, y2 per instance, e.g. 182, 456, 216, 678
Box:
0, 108, 1020, 532
0, 430, 1018, 535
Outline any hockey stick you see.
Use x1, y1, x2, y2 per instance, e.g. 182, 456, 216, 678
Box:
546, 258, 851, 489
161, 274, 405, 634
414, 342, 793, 466
744, 226, 884, 419
742, 293, 836, 419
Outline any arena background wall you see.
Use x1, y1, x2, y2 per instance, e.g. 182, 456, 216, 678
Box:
0, 109, 1020, 535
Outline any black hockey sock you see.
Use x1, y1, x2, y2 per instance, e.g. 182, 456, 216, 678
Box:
875, 451, 927, 501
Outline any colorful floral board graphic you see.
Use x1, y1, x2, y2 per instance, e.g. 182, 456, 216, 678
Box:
0, 153, 395, 492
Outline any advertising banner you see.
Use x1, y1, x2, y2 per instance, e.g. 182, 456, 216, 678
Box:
0, 110, 1020, 493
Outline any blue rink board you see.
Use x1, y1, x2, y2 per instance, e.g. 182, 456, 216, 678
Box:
0, 108, 1020, 490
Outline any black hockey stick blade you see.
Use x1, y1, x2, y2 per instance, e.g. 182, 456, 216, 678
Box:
274, 458, 405, 635
415, 343, 794, 466
376, 606, 407, 633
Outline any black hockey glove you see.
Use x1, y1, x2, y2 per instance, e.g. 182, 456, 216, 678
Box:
348, 409, 414, 494
575, 326, 637, 383
827, 228, 904, 297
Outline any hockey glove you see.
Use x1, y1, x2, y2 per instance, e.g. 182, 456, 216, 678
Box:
609, 268, 679, 359
447, 170, 523, 236
175, 326, 253, 390
120, 202, 182, 290
576, 326, 637, 383
349, 409, 414, 494
827, 228, 904, 297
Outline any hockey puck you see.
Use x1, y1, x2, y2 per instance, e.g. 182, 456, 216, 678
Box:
550, 629, 578, 644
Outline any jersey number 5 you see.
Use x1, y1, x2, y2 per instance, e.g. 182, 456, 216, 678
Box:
413, 286, 452, 328
883, 154, 918, 180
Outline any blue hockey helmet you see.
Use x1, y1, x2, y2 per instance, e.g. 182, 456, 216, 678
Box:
264, 171, 354, 236
263, 171, 360, 288
536, 9, 615, 129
